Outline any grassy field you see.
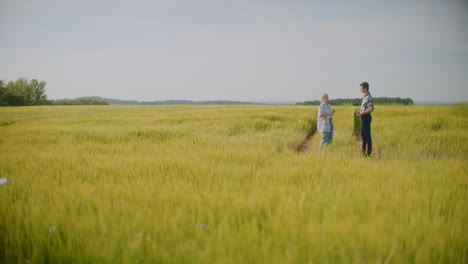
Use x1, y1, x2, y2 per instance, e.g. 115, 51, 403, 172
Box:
0, 104, 467, 263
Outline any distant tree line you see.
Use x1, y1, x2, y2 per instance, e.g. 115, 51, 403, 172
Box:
52, 98, 109, 105
297, 97, 414, 106
0, 78, 109, 106
1, 77, 415, 107
0, 78, 48, 106
87, 96, 262, 105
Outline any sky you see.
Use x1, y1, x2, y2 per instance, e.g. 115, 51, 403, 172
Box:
1, 0, 467, 102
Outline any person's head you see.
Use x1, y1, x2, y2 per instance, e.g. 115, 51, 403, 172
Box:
321, 93, 329, 104
360, 82, 369, 94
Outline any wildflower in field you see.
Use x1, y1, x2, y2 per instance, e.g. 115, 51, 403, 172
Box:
0, 178, 8, 187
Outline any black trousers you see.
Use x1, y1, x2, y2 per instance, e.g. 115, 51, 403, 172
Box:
361, 114, 372, 155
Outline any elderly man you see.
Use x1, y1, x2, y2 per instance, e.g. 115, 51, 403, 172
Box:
317, 93, 335, 147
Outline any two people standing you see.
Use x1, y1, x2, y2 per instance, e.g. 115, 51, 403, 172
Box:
316, 82, 374, 156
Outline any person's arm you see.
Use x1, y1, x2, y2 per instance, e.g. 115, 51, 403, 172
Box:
357, 109, 373, 117
319, 106, 335, 118
357, 98, 374, 117
319, 112, 333, 118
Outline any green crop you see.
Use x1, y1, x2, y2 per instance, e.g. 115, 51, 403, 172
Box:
0, 104, 466, 263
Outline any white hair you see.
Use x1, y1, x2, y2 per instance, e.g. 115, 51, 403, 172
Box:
321, 93, 329, 103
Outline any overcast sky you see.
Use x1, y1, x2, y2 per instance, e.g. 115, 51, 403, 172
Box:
1, 0, 467, 102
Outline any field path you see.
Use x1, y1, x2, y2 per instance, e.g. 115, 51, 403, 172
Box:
297, 130, 316, 153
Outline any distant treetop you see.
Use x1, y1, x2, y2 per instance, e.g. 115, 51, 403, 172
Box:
0, 77, 48, 106
297, 97, 414, 106
52, 98, 109, 105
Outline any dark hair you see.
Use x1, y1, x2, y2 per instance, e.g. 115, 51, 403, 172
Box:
360, 82, 369, 90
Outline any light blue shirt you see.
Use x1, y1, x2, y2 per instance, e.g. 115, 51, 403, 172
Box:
317, 103, 334, 132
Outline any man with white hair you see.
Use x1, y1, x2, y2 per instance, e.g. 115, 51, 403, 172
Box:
317, 93, 335, 147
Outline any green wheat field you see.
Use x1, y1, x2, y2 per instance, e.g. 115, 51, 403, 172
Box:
0, 104, 467, 263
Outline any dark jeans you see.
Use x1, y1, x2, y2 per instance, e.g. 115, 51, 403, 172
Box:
361, 114, 372, 155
